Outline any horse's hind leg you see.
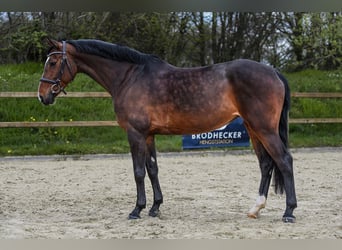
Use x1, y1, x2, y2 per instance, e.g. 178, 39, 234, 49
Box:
258, 133, 297, 222
145, 135, 163, 217
247, 134, 275, 219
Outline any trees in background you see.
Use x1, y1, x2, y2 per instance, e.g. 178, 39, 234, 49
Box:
282, 12, 341, 70
0, 12, 341, 70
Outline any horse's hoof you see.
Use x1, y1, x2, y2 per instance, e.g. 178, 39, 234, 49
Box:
149, 209, 160, 218
282, 216, 296, 223
247, 213, 258, 219
128, 213, 141, 220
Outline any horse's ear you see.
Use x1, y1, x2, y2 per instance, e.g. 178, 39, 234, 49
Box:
45, 38, 59, 49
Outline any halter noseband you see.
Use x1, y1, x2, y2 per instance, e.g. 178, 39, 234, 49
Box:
40, 41, 74, 95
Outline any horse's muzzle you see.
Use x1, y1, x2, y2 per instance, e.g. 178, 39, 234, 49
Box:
38, 93, 55, 105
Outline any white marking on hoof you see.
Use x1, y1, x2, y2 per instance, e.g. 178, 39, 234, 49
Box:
247, 195, 266, 219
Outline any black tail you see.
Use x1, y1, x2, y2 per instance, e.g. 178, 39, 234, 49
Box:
273, 71, 291, 194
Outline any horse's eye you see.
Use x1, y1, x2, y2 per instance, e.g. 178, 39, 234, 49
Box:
49, 61, 57, 67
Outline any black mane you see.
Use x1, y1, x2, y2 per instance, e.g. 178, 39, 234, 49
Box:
67, 39, 161, 64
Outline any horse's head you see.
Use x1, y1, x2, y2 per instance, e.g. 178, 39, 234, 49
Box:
38, 39, 77, 105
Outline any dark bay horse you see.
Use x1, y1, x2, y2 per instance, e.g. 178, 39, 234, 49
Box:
38, 39, 297, 223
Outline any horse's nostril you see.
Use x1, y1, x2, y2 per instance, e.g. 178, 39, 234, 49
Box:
38, 95, 49, 105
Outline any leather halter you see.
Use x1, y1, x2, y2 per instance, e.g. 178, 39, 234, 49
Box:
40, 41, 74, 95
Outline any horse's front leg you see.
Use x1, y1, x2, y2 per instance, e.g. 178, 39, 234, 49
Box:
127, 129, 147, 219
146, 135, 163, 217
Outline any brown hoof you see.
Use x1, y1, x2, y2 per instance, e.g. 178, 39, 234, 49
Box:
247, 212, 259, 219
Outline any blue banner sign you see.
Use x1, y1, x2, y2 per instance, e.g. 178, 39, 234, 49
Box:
182, 117, 250, 149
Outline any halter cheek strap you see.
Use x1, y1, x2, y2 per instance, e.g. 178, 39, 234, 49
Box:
40, 41, 74, 95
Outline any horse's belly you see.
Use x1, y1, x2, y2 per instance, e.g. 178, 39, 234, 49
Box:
151, 110, 239, 135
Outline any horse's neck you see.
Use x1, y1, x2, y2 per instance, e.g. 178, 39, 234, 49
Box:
75, 54, 133, 96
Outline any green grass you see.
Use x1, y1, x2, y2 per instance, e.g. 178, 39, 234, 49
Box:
285, 70, 341, 92
285, 70, 342, 147
0, 62, 341, 156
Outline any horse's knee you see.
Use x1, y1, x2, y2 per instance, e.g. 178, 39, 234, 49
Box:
134, 167, 146, 182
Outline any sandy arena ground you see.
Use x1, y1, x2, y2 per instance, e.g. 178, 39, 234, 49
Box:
0, 147, 341, 239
